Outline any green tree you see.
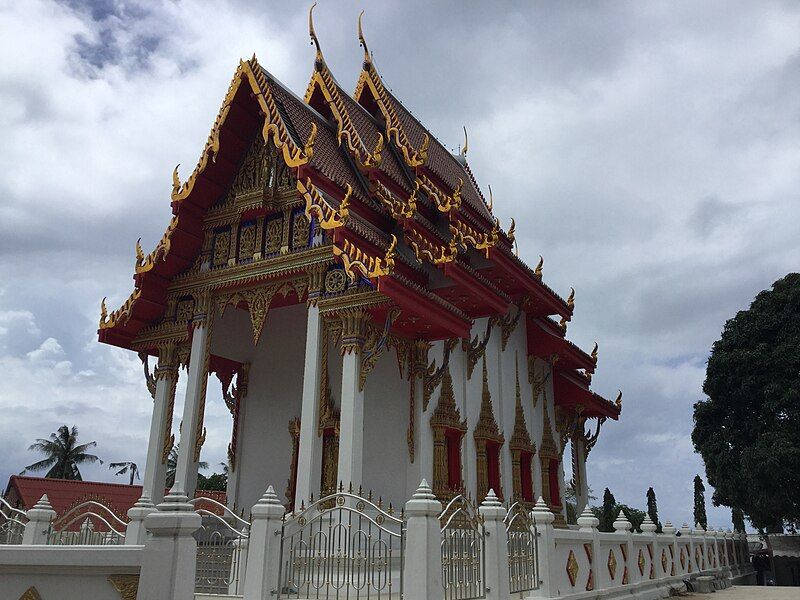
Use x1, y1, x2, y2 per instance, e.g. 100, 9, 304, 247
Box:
109, 461, 139, 485
197, 471, 227, 491
693, 273, 800, 532
165, 445, 208, 488
22, 425, 101, 480
694, 475, 708, 530
732, 507, 746, 533
646, 487, 662, 533
618, 505, 646, 533
593, 488, 617, 532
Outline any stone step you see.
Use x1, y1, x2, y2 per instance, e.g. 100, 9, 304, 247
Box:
195, 594, 241, 600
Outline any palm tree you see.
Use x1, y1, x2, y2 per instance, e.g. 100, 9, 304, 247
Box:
165, 445, 208, 488
109, 461, 140, 485
22, 425, 101, 480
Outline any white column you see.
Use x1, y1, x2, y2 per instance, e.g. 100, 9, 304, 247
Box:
663, 521, 678, 577
243, 486, 285, 600
613, 510, 634, 584
143, 345, 178, 505
22, 495, 56, 545
338, 348, 364, 490
531, 497, 558, 597
642, 514, 658, 582
407, 342, 433, 498
479, 490, 510, 600
572, 437, 589, 514
295, 305, 323, 509
403, 480, 443, 600
171, 313, 210, 499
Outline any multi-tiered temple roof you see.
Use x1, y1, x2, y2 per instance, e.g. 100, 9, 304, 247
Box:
98, 9, 619, 421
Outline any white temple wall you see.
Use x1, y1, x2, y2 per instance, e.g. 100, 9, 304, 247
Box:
460, 336, 479, 501
362, 348, 409, 506
231, 303, 307, 511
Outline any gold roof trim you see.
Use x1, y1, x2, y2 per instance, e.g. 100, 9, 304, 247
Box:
450, 218, 498, 258
332, 235, 396, 283
99, 289, 141, 330
298, 177, 350, 230
172, 57, 315, 203
406, 227, 457, 266
373, 181, 417, 219
135, 215, 179, 274
418, 172, 461, 213
354, 46, 429, 168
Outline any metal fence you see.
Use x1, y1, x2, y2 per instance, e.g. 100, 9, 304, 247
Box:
439, 495, 486, 600
0, 497, 27, 545
191, 497, 250, 595
504, 502, 539, 594
47, 501, 127, 545
278, 488, 405, 599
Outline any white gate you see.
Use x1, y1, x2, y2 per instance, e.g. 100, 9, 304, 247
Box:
191, 497, 250, 595
439, 495, 486, 600
504, 502, 539, 594
278, 488, 404, 599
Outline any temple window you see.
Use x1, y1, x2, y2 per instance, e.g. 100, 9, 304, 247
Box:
474, 357, 505, 502
430, 368, 467, 501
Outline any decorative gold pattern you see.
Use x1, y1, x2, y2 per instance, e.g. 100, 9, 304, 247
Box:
299, 177, 350, 230
423, 337, 458, 411
430, 367, 466, 500
566, 549, 579, 587
474, 357, 504, 501
286, 417, 301, 509
135, 216, 179, 274
108, 575, 139, 600
450, 217, 498, 257
292, 211, 311, 250
509, 356, 535, 502
638, 548, 646, 576
359, 308, 401, 390
99, 289, 141, 330
18, 587, 42, 600
332, 235, 396, 283
374, 181, 417, 219
239, 223, 257, 260
608, 549, 617, 580
213, 230, 231, 268
265, 217, 283, 254
462, 318, 493, 379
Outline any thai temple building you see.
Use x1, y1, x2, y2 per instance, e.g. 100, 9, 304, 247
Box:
1, 10, 755, 600
97, 10, 621, 528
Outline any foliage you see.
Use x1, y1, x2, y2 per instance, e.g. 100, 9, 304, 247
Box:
592, 488, 618, 532
732, 507, 746, 534
646, 487, 662, 533
694, 475, 708, 530
693, 273, 800, 532
109, 461, 139, 485
197, 471, 227, 491
165, 445, 208, 488
22, 425, 101, 480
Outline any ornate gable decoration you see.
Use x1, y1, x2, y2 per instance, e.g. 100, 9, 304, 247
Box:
473, 357, 504, 444
509, 357, 534, 453
430, 367, 466, 433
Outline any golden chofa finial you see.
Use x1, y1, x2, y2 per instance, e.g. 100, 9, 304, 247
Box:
615, 390, 622, 410
135, 238, 144, 266
534, 255, 543, 279
358, 11, 371, 67
308, 2, 323, 64
567, 287, 575, 310
99, 297, 108, 327
507, 217, 515, 242
487, 184, 493, 212
591, 342, 598, 363
461, 126, 468, 157
172, 164, 181, 195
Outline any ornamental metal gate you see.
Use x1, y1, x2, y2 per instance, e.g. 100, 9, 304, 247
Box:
278, 488, 404, 599
47, 501, 127, 545
191, 497, 250, 595
504, 502, 539, 594
0, 498, 27, 545
439, 495, 486, 600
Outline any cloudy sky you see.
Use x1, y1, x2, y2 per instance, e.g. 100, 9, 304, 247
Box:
1, 0, 798, 529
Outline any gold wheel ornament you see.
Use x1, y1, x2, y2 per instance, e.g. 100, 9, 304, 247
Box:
325, 269, 347, 293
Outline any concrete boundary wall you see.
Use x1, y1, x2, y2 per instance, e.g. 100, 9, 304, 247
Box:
0, 545, 142, 600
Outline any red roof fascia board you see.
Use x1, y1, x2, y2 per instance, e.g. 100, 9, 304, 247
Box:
377, 276, 471, 340
526, 317, 595, 372
441, 262, 510, 316
487, 249, 570, 319
553, 372, 620, 420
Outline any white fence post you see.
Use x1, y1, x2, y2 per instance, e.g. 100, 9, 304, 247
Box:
642, 514, 658, 582
22, 494, 55, 545
243, 486, 285, 600
662, 521, 677, 578
613, 510, 633, 585
136, 490, 202, 600
531, 497, 557, 597
231, 537, 249, 595
578, 506, 601, 592
479, 490, 509, 600
681, 523, 694, 574
125, 495, 155, 545
403, 480, 443, 600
